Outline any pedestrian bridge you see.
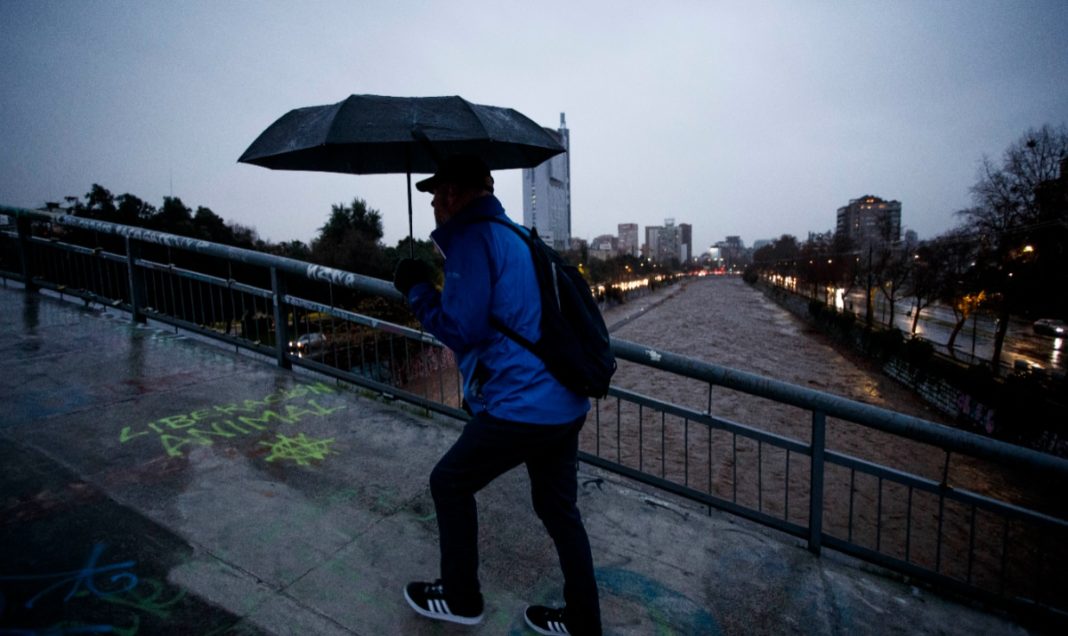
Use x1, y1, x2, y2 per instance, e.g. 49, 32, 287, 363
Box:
2, 205, 1065, 634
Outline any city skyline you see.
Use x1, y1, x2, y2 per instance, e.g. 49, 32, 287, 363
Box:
2, 2, 1066, 256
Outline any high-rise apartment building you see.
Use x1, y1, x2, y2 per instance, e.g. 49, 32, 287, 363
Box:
522, 113, 571, 251
642, 219, 692, 263
617, 223, 639, 257
835, 195, 901, 250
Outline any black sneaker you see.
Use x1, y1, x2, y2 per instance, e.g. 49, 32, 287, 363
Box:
524, 605, 570, 635
404, 580, 483, 626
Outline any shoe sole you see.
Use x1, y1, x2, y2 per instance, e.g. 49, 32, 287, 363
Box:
403, 585, 483, 626
524, 612, 567, 635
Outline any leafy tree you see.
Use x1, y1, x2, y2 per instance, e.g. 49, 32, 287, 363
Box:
318, 197, 383, 244
383, 237, 439, 279
310, 197, 389, 278
82, 184, 117, 220
227, 223, 261, 249
153, 196, 195, 236
193, 206, 233, 243
115, 193, 156, 226
275, 240, 312, 260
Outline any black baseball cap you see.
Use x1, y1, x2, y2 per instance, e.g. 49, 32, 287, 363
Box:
415, 154, 494, 193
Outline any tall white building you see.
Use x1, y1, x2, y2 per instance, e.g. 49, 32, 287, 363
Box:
523, 113, 571, 251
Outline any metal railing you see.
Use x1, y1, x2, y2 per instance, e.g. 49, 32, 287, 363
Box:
3, 205, 1067, 625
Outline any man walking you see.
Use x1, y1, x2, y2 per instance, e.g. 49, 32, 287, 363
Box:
393, 155, 601, 635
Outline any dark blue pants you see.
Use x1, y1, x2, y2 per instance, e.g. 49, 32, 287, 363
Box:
429, 411, 601, 634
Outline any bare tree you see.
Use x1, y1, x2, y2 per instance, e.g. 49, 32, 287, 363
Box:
875, 246, 911, 329
906, 241, 941, 335
930, 227, 984, 355
958, 124, 1068, 370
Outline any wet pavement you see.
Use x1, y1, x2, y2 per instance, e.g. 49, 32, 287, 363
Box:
0, 283, 1047, 635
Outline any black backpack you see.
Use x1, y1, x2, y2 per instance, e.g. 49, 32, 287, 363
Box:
478, 217, 617, 398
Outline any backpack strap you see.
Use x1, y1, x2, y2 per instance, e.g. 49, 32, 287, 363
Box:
463, 216, 542, 354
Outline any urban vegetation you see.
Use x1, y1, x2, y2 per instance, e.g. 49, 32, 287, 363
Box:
56, 185, 684, 293
18, 123, 1066, 453
744, 125, 1067, 454
42, 123, 1067, 349
746, 124, 1068, 372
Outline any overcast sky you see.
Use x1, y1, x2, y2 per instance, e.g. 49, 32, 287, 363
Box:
2, 1, 1067, 254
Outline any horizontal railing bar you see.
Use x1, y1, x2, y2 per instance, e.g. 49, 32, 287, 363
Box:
29, 236, 128, 265
579, 453, 810, 538
825, 449, 1068, 528
141, 311, 274, 354
135, 259, 272, 299
610, 339, 1068, 477
283, 295, 439, 345
824, 449, 947, 490
3, 206, 401, 300
608, 385, 812, 455
142, 261, 233, 288
30, 279, 123, 307
293, 356, 468, 421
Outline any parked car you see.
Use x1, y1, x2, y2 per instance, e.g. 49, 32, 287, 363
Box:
288, 332, 327, 354
1033, 318, 1067, 337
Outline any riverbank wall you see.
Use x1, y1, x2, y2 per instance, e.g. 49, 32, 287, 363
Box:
752, 280, 1068, 457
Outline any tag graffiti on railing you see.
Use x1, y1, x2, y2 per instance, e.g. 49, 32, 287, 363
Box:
117, 381, 346, 458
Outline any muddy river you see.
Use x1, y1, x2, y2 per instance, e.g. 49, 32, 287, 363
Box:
591, 277, 1064, 604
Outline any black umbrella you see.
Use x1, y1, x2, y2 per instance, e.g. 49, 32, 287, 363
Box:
238, 94, 565, 251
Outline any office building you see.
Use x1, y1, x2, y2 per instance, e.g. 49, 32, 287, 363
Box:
643, 219, 691, 264
522, 113, 571, 251
618, 223, 639, 257
644, 225, 662, 261
590, 234, 617, 261
679, 223, 693, 262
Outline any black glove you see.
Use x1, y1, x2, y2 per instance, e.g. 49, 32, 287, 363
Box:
393, 258, 434, 296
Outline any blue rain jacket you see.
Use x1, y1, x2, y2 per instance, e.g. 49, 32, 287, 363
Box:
407, 195, 590, 424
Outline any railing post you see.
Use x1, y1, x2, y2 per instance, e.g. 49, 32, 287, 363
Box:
125, 236, 147, 323
16, 216, 38, 293
271, 266, 291, 370
808, 410, 826, 555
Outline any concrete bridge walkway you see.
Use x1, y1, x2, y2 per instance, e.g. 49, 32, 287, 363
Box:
0, 285, 1036, 635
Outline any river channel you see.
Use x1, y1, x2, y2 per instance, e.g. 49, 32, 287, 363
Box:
593, 276, 1065, 605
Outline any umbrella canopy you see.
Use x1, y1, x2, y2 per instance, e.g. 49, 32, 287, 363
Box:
238, 94, 565, 175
